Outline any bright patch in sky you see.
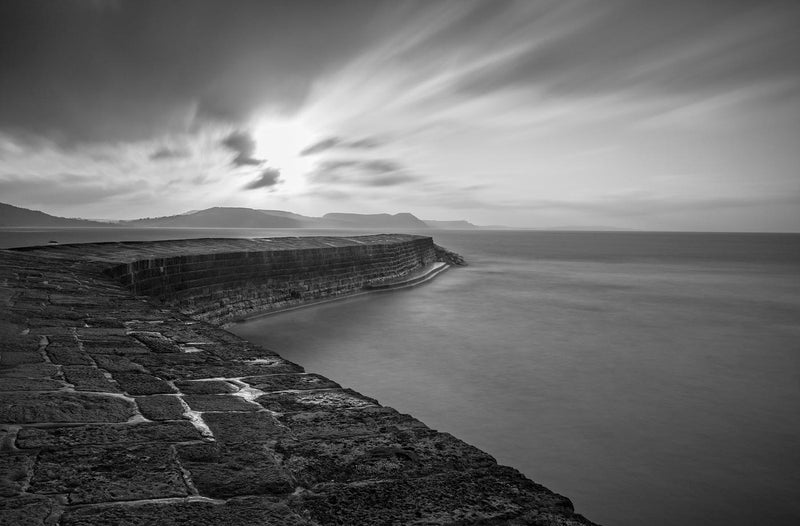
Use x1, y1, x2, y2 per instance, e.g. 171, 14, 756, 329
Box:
252, 117, 316, 193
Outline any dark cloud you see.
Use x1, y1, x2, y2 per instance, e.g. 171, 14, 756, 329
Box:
221, 131, 263, 166
0, 0, 392, 144
243, 168, 281, 190
150, 146, 190, 161
456, 1, 800, 100
300, 138, 343, 156
361, 160, 401, 173
3, 0, 796, 147
0, 173, 144, 206
300, 136, 382, 156
311, 158, 415, 187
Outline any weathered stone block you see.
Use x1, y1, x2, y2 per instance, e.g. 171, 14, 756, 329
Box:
183, 394, 259, 412
135, 395, 186, 420
46, 345, 93, 365
80, 341, 148, 355
0, 392, 134, 424
30, 443, 188, 504
0, 494, 56, 526
0, 377, 64, 391
276, 406, 428, 441
16, 421, 202, 449
140, 359, 303, 380
202, 411, 286, 443
0, 363, 60, 379
91, 354, 147, 372
204, 344, 280, 361
276, 429, 497, 486
112, 372, 175, 395
0, 454, 35, 497
59, 497, 311, 526
289, 465, 584, 526
255, 389, 379, 413
241, 373, 339, 392
62, 365, 121, 392
177, 442, 294, 498
131, 333, 182, 353
0, 351, 44, 367
174, 379, 237, 394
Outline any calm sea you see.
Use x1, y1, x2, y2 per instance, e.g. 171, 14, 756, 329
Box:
3, 228, 799, 525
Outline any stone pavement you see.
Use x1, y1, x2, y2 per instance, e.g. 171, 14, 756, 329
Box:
0, 242, 597, 525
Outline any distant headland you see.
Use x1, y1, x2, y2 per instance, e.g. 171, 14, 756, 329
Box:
0, 201, 488, 230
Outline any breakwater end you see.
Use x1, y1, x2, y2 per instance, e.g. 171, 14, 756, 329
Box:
1, 235, 596, 525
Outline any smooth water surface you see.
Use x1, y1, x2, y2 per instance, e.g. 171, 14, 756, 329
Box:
232, 231, 800, 526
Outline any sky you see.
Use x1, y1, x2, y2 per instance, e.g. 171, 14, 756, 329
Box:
1, 0, 799, 231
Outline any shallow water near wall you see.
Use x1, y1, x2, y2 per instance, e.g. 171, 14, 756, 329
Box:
232, 231, 800, 526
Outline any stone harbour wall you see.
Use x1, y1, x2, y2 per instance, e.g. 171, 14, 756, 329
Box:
105, 236, 436, 323
0, 236, 598, 526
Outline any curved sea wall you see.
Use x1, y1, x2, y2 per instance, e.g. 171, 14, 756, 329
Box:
23, 235, 439, 324
1, 236, 596, 526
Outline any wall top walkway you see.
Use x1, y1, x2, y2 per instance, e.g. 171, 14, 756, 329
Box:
13, 234, 431, 264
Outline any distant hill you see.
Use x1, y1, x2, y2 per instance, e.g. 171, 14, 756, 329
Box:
424, 220, 479, 230
0, 202, 109, 227
125, 207, 302, 228
1, 202, 481, 230
257, 209, 322, 226
322, 212, 429, 229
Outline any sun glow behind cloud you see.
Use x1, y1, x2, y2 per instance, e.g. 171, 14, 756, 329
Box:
252, 116, 318, 194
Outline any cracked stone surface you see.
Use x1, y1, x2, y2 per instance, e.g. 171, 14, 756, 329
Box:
30, 443, 188, 503
134, 395, 186, 421
177, 442, 295, 498
60, 497, 312, 526
0, 392, 135, 423
0, 239, 597, 525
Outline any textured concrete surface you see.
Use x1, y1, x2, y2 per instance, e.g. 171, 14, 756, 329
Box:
0, 237, 597, 525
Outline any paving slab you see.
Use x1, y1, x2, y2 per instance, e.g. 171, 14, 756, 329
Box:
256, 388, 378, 413
59, 497, 312, 526
276, 429, 497, 486
112, 372, 175, 395
203, 344, 282, 361
241, 373, 340, 392
174, 379, 238, 394
16, 421, 202, 449
276, 406, 428, 440
135, 395, 186, 420
0, 363, 60, 379
289, 465, 589, 526
202, 411, 287, 443
0, 392, 134, 424
183, 394, 260, 412
91, 354, 147, 373
0, 377, 65, 391
0, 453, 35, 497
132, 332, 182, 353
177, 442, 294, 498
62, 365, 121, 392
135, 356, 304, 380
45, 345, 94, 365
0, 351, 44, 367
29, 443, 188, 504
0, 494, 57, 526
